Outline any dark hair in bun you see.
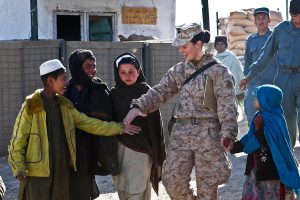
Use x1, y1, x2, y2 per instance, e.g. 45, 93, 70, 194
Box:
190, 30, 210, 44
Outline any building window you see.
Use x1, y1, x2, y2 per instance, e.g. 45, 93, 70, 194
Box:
89, 16, 113, 41
54, 12, 116, 41
57, 15, 81, 41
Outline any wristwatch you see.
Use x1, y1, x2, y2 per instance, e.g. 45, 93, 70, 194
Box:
130, 104, 140, 109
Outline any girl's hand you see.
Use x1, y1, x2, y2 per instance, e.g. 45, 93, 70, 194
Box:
221, 138, 234, 151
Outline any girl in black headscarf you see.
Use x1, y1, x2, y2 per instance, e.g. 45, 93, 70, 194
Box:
64, 49, 119, 200
111, 52, 166, 200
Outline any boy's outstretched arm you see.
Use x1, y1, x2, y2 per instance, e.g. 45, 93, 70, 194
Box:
72, 107, 141, 136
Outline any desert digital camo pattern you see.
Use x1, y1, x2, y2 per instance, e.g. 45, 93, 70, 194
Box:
131, 53, 238, 199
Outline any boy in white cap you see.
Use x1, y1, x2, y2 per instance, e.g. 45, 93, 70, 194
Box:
8, 59, 141, 200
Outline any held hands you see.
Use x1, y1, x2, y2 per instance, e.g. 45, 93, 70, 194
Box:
123, 108, 147, 125
122, 123, 142, 135
239, 78, 249, 90
221, 137, 234, 151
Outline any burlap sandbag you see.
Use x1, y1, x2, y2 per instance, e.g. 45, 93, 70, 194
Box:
228, 34, 249, 43
270, 20, 282, 27
247, 12, 255, 21
226, 24, 246, 36
270, 11, 283, 22
243, 8, 255, 20
229, 18, 254, 27
244, 26, 257, 33
229, 11, 247, 19
228, 41, 246, 50
242, 8, 255, 13
231, 49, 244, 56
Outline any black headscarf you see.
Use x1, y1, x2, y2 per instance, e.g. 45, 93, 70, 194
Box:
68, 49, 96, 86
111, 52, 166, 194
113, 52, 146, 89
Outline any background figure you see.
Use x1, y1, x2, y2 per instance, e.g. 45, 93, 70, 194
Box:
240, 0, 300, 146
231, 84, 300, 199
0, 176, 5, 200
123, 23, 238, 200
65, 49, 119, 200
111, 53, 166, 200
214, 35, 245, 99
243, 7, 278, 125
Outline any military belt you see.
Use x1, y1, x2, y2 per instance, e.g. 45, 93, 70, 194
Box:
279, 67, 300, 74
175, 117, 219, 125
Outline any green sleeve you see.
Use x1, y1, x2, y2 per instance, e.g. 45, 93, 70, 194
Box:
8, 102, 32, 177
72, 108, 124, 136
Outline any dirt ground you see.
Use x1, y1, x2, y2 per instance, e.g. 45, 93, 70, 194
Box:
1, 111, 300, 200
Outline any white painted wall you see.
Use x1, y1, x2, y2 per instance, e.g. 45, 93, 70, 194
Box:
0, 0, 175, 40
0, 0, 31, 40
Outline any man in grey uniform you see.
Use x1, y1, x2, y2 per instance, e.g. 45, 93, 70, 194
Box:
124, 23, 238, 200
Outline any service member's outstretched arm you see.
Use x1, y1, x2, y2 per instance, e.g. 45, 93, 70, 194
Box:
123, 108, 147, 125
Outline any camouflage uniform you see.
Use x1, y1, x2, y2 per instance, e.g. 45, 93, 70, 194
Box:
131, 52, 238, 199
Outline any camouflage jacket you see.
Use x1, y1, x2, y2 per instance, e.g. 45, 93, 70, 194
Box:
132, 54, 238, 139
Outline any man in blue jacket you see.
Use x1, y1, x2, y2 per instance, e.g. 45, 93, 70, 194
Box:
240, 0, 300, 147
243, 7, 277, 126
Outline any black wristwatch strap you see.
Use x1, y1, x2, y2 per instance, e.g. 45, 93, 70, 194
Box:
130, 104, 140, 109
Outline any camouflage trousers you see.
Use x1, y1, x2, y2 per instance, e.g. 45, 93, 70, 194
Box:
162, 122, 232, 200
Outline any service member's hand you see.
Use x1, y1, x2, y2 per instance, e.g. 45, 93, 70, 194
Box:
123, 123, 142, 135
221, 137, 234, 151
239, 78, 249, 90
123, 108, 147, 125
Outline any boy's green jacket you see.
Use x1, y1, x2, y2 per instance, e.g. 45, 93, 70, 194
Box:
8, 89, 124, 177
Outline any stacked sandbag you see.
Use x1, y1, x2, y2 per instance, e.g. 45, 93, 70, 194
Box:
218, 9, 283, 57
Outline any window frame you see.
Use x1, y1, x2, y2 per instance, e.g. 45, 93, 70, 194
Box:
53, 11, 116, 41
86, 12, 117, 42
53, 12, 84, 41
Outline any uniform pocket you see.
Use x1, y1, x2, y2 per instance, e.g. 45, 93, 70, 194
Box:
25, 133, 42, 163
278, 42, 291, 58
249, 46, 257, 54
